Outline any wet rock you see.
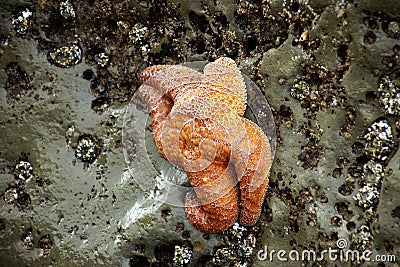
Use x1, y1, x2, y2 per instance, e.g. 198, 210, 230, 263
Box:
0, 219, 5, 232
1, 0, 400, 265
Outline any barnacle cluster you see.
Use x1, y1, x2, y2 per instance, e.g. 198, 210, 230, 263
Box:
362, 119, 395, 162
385, 20, 400, 39
350, 119, 396, 251
4, 186, 31, 213
173, 244, 193, 266
290, 80, 310, 100
289, 64, 346, 119
4, 62, 30, 103
21, 228, 34, 249
21, 228, 54, 258
354, 120, 394, 212
378, 73, 400, 116
47, 44, 82, 68
212, 246, 232, 266
11, 8, 33, 34
129, 23, 149, 45
351, 225, 373, 252
153, 241, 193, 266
94, 52, 109, 67
14, 160, 33, 181
38, 234, 53, 257
59, 0, 76, 19
75, 134, 102, 164
4, 187, 21, 205
353, 161, 384, 220
213, 223, 256, 266
2, 159, 35, 211
129, 255, 149, 267
65, 125, 75, 146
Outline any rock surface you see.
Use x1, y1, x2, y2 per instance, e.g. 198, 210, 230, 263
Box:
0, 0, 399, 266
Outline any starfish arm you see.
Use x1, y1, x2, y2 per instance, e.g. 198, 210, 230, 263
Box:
185, 163, 239, 233
141, 65, 203, 100
139, 65, 201, 159
238, 118, 272, 226
139, 65, 171, 84
203, 57, 247, 115
149, 96, 173, 158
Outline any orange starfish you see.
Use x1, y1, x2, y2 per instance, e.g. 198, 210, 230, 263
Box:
139, 57, 272, 233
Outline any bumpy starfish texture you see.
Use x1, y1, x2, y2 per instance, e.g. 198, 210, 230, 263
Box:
139, 57, 272, 233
